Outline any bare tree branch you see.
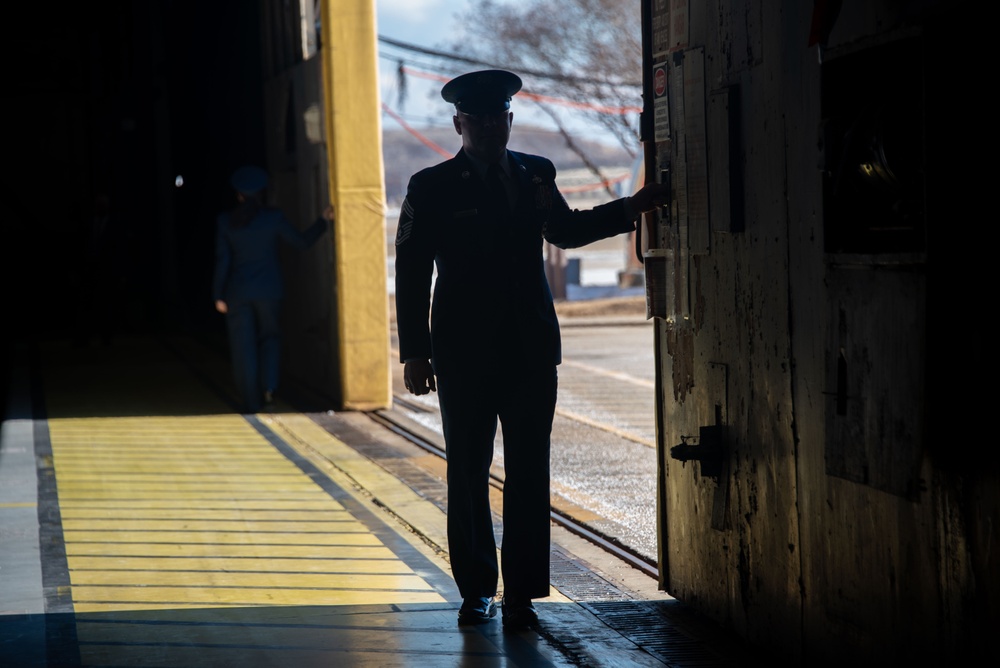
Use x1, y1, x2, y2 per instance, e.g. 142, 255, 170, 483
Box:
452, 0, 643, 154
535, 102, 619, 200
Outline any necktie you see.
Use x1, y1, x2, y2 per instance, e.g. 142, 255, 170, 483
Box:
486, 163, 510, 214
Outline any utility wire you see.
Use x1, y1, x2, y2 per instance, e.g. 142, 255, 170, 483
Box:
378, 35, 641, 87
400, 65, 641, 115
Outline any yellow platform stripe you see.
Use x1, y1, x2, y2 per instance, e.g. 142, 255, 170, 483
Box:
62, 531, 382, 546
61, 519, 366, 532
60, 508, 347, 520
70, 570, 434, 590
47, 413, 446, 611
58, 500, 338, 511
67, 556, 414, 574
66, 542, 396, 559
73, 587, 442, 612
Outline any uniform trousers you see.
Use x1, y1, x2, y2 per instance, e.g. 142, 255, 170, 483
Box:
436, 359, 558, 600
225, 299, 281, 412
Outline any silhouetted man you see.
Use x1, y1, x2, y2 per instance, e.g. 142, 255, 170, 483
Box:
394, 69, 668, 629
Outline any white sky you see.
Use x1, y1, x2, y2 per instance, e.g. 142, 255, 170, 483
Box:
377, 0, 451, 24
376, 0, 478, 130
373, 0, 620, 145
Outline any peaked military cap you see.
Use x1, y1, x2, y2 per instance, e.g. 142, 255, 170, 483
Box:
441, 69, 522, 114
230, 165, 268, 194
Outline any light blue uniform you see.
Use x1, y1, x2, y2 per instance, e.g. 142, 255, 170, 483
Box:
213, 207, 326, 412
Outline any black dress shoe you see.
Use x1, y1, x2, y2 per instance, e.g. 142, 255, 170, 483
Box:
501, 596, 539, 630
458, 596, 496, 625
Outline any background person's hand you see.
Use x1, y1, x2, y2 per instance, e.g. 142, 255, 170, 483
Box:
403, 359, 436, 395
215, 300, 228, 314
323, 204, 335, 223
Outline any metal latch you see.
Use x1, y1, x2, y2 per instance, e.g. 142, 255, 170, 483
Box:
670, 425, 723, 478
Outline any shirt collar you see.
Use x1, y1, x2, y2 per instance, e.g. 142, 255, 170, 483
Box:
464, 150, 511, 181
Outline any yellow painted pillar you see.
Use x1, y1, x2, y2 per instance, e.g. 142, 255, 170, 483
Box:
320, 0, 390, 410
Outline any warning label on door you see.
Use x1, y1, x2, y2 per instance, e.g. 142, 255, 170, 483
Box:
653, 63, 669, 142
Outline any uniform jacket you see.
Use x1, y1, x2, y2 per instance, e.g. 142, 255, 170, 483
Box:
213, 207, 326, 304
394, 148, 635, 374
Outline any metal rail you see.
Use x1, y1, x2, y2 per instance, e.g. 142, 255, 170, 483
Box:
367, 405, 660, 581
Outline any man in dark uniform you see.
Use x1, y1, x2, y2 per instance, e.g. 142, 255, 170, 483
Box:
394, 70, 668, 629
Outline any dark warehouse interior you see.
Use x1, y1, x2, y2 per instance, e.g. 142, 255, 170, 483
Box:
7, 1, 268, 345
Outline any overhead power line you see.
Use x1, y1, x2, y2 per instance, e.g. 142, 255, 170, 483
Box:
377, 35, 642, 88
401, 66, 641, 115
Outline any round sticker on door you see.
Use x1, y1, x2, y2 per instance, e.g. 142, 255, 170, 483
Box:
654, 67, 666, 97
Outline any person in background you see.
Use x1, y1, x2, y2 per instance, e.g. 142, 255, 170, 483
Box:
394, 70, 669, 630
74, 192, 130, 346
213, 165, 333, 413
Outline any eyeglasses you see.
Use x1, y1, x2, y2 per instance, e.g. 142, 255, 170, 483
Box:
458, 110, 509, 124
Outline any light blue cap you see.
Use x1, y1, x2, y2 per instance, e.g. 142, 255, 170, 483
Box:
230, 165, 268, 194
